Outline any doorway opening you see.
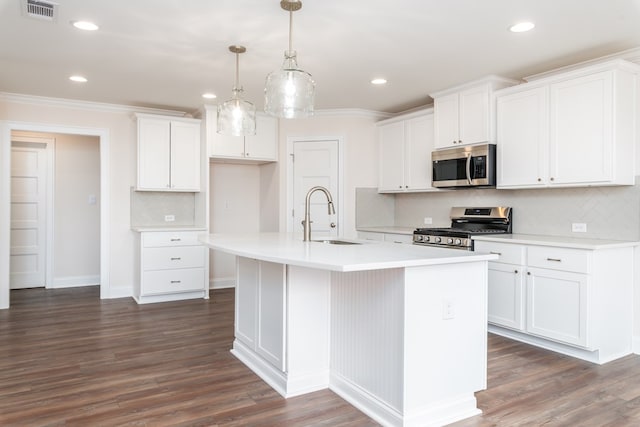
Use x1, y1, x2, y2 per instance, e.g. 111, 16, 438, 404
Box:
10, 131, 100, 291
1, 122, 110, 309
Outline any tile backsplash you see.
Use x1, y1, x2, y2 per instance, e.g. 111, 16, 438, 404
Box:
130, 188, 196, 227
357, 181, 640, 241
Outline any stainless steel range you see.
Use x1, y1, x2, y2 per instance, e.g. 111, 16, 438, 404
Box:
413, 207, 512, 250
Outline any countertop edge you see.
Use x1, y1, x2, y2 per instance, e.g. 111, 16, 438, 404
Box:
131, 226, 208, 232
473, 234, 640, 250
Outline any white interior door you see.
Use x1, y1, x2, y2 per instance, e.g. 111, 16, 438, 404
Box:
291, 140, 339, 238
10, 141, 48, 289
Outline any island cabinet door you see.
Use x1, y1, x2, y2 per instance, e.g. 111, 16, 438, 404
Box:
235, 257, 259, 348
256, 261, 286, 371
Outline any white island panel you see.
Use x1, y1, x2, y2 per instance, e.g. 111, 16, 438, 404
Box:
200, 233, 496, 427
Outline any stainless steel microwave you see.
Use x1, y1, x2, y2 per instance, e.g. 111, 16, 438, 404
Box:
432, 143, 496, 188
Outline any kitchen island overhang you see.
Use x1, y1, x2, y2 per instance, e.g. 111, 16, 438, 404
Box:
199, 233, 498, 427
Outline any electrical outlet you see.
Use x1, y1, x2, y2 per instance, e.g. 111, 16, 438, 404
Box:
572, 223, 587, 233
442, 300, 455, 320
164, 215, 175, 222
423, 217, 433, 225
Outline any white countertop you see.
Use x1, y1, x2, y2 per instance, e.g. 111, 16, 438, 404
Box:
357, 226, 417, 235
131, 226, 207, 232
473, 233, 640, 250
199, 232, 497, 272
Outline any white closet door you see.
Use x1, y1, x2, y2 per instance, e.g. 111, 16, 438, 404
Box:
10, 142, 47, 289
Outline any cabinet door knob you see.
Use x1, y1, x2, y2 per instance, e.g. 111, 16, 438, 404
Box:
550, 177, 555, 181
514, 269, 518, 274
405, 185, 408, 188
330, 222, 336, 228
527, 271, 531, 276
458, 140, 462, 144
537, 178, 542, 182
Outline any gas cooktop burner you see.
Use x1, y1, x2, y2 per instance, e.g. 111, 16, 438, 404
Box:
413, 207, 512, 250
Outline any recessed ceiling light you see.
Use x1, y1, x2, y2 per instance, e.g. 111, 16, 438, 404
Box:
371, 78, 387, 85
69, 75, 88, 83
509, 22, 535, 33
202, 93, 217, 99
72, 20, 99, 31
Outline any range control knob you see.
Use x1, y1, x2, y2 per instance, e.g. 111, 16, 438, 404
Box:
455, 238, 462, 245
424, 236, 430, 242
447, 238, 454, 244
434, 237, 442, 243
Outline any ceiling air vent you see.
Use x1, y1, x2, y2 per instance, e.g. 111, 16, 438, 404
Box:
22, 0, 58, 22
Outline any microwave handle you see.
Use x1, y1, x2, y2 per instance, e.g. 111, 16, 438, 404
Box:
466, 155, 472, 185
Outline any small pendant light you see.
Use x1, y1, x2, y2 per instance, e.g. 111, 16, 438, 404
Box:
264, 0, 315, 119
217, 45, 256, 136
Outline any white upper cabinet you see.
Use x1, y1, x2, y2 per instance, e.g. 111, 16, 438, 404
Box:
136, 114, 201, 192
432, 76, 518, 149
378, 110, 436, 193
206, 106, 278, 163
497, 60, 639, 189
496, 86, 549, 187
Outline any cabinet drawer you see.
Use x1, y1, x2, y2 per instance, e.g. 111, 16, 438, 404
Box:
142, 231, 202, 247
142, 268, 205, 295
474, 241, 524, 265
143, 246, 205, 271
527, 246, 589, 273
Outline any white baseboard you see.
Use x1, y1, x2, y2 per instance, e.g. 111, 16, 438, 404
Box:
633, 336, 640, 354
106, 286, 132, 299
210, 277, 235, 289
50, 275, 100, 289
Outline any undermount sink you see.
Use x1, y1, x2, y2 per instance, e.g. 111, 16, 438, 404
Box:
311, 239, 362, 245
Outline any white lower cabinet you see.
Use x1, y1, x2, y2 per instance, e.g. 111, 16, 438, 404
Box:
487, 262, 525, 330
475, 238, 634, 364
526, 267, 588, 347
235, 257, 286, 371
135, 231, 208, 304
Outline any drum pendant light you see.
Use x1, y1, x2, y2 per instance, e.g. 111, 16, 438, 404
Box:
264, 0, 315, 119
217, 45, 256, 136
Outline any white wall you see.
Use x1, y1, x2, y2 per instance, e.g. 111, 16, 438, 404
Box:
0, 94, 189, 306
208, 162, 261, 287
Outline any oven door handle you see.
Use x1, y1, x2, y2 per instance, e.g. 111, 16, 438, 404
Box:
466, 155, 472, 185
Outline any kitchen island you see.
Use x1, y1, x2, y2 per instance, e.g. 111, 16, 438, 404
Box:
199, 233, 498, 427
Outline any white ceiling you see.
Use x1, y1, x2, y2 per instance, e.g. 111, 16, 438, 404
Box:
2, 0, 640, 114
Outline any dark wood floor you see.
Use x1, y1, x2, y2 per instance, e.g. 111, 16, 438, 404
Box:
1, 287, 640, 426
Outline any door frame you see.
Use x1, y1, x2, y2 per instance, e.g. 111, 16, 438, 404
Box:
0, 121, 110, 309
10, 136, 55, 289
285, 136, 345, 235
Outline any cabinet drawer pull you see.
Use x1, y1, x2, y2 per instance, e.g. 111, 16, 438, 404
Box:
170, 257, 182, 261
170, 280, 181, 284
170, 238, 182, 242
546, 257, 562, 262
490, 251, 502, 256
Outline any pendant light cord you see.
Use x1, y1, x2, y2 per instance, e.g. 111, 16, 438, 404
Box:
288, 8, 293, 53
235, 52, 240, 90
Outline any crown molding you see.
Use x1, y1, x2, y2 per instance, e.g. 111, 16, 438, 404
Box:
0, 92, 190, 117
524, 46, 640, 81
312, 108, 393, 120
